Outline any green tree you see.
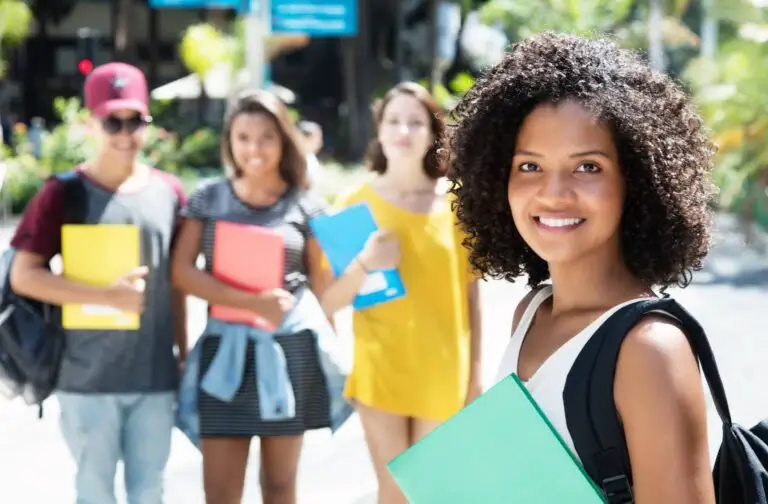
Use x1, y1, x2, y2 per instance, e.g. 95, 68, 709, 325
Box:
0, 0, 33, 77
477, 0, 700, 72
179, 23, 233, 78
179, 20, 308, 81
478, 0, 635, 38
684, 31, 768, 212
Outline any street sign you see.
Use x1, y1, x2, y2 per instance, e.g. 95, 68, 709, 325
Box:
271, 0, 357, 37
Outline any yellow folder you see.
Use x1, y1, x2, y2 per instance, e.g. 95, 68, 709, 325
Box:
61, 224, 141, 330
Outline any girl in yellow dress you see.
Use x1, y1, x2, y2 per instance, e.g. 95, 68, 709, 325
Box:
320, 82, 483, 504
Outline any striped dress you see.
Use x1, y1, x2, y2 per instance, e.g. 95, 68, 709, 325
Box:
181, 178, 331, 437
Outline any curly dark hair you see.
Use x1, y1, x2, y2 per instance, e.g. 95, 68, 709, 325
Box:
366, 82, 447, 179
447, 32, 716, 289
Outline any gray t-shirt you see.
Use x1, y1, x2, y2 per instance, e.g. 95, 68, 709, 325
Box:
181, 178, 327, 294
8, 170, 185, 394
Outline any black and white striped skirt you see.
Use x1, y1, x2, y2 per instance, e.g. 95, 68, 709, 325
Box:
197, 329, 331, 438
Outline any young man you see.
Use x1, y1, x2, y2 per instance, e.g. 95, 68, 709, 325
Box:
9, 62, 187, 504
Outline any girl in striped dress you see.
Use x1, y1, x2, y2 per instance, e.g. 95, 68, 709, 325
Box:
172, 89, 351, 504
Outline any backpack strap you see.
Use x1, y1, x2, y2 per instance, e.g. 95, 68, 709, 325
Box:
38, 171, 88, 329
563, 297, 732, 504
51, 171, 88, 224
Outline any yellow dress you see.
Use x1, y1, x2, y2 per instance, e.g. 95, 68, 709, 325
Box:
331, 182, 475, 421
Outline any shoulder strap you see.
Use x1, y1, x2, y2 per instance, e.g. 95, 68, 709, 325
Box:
51, 171, 88, 224
563, 297, 731, 504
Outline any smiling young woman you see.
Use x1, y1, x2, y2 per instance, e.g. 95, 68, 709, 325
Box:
320, 82, 484, 504
447, 33, 716, 504
171, 89, 351, 504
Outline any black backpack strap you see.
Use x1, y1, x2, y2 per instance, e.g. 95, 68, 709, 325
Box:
563, 297, 732, 504
51, 171, 88, 224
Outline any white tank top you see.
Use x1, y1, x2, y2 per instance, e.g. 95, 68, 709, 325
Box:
494, 285, 647, 460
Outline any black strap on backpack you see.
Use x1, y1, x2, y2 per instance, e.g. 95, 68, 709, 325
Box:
0, 171, 88, 418
564, 297, 768, 503
55, 170, 89, 224
35, 171, 88, 327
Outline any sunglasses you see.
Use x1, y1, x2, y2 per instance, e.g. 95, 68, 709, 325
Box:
101, 114, 151, 135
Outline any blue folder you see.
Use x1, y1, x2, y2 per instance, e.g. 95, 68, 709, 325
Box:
309, 202, 406, 310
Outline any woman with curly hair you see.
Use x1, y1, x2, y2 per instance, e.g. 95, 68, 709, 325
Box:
448, 33, 716, 503
320, 82, 483, 504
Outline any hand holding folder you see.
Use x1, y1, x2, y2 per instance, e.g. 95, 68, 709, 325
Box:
61, 224, 143, 330
104, 266, 148, 314
359, 230, 401, 271
210, 221, 285, 330
309, 203, 406, 310
387, 374, 607, 504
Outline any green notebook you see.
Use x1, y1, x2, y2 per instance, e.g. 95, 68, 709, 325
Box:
387, 374, 607, 503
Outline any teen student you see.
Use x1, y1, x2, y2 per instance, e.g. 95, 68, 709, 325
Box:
171, 89, 351, 504
9, 62, 187, 504
448, 33, 717, 504
320, 82, 484, 504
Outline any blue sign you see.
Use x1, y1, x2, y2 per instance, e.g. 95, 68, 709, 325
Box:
271, 0, 357, 37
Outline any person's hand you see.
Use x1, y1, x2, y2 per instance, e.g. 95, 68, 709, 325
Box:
251, 288, 296, 328
358, 230, 401, 271
105, 266, 148, 313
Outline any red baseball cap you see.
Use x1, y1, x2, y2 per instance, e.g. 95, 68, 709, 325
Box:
84, 62, 149, 118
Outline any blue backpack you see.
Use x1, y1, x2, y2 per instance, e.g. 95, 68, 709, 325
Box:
0, 171, 87, 417
564, 297, 768, 503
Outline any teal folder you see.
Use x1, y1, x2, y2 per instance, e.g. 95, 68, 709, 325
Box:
387, 374, 607, 503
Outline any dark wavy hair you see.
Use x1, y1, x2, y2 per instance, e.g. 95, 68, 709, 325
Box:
447, 32, 716, 289
366, 82, 447, 179
221, 89, 308, 188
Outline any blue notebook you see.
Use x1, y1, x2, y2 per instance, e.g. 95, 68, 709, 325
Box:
309, 202, 406, 310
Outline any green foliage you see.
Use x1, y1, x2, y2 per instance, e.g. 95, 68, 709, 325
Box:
479, 0, 634, 38
418, 72, 477, 111
478, 0, 700, 60
2, 98, 94, 213
3, 98, 221, 213
44, 97, 98, 174
0, 0, 32, 43
0, 0, 33, 77
684, 35, 768, 211
179, 23, 233, 77
143, 126, 220, 174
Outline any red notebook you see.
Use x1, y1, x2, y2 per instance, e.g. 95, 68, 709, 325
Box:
210, 221, 285, 330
